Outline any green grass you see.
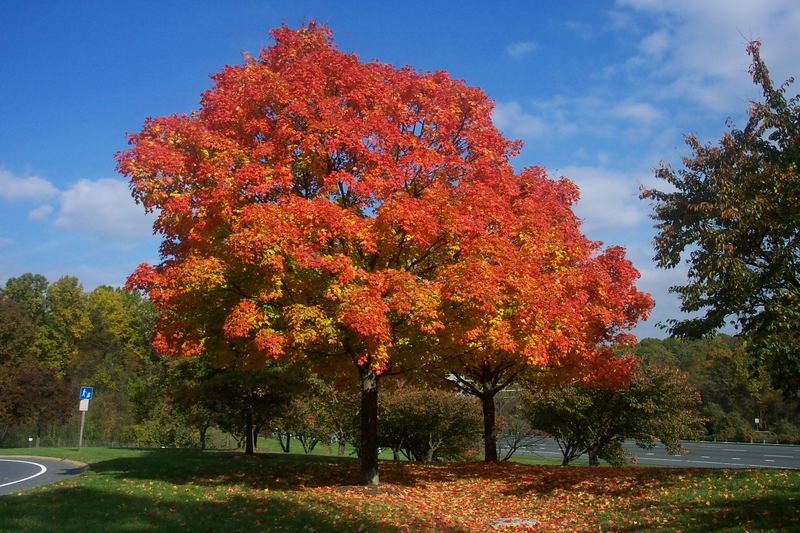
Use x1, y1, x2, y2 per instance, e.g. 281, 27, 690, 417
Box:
1, 448, 380, 532
1, 447, 798, 531
509, 453, 584, 466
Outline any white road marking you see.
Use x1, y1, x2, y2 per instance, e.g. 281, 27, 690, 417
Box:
701, 456, 710, 459
765, 454, 793, 459
765, 459, 775, 462
642, 457, 789, 469
0, 459, 48, 488
731, 457, 741, 460
722, 448, 746, 452
646, 453, 654, 456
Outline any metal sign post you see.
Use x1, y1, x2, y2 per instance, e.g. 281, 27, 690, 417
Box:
78, 387, 93, 450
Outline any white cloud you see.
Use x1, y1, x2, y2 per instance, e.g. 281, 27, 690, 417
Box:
506, 41, 537, 58
605, 9, 639, 32
493, 100, 580, 141
28, 204, 54, 221
612, 101, 662, 123
638, 30, 669, 58
616, 0, 800, 111
493, 101, 548, 139
559, 165, 648, 231
495, 96, 660, 149
55, 178, 154, 240
0, 169, 58, 202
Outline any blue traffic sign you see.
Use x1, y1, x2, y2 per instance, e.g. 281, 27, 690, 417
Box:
79, 387, 94, 400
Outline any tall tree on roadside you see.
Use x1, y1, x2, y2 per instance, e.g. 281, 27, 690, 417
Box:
641, 42, 800, 394
43, 276, 92, 376
119, 23, 650, 483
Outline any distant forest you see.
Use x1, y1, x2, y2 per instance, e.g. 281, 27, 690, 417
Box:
633, 336, 800, 442
2, 273, 799, 450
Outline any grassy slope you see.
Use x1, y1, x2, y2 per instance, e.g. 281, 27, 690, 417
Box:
0, 447, 798, 532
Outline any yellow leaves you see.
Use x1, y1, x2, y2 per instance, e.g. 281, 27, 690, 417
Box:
177, 256, 227, 292
285, 304, 337, 347
369, 344, 390, 373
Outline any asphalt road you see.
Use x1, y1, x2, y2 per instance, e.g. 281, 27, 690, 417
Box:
0, 456, 86, 496
510, 438, 800, 469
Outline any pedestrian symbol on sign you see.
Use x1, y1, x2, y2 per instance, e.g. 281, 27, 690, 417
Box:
79, 386, 94, 400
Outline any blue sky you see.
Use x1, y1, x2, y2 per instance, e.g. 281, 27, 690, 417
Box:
1, 0, 798, 338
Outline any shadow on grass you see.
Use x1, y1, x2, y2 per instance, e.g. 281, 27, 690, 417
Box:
616, 492, 800, 532
76, 449, 672, 495
0, 484, 400, 533
80, 449, 678, 496
84, 449, 592, 493
87, 448, 364, 490
605, 468, 800, 532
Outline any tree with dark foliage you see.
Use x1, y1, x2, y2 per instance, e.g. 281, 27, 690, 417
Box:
642, 42, 800, 395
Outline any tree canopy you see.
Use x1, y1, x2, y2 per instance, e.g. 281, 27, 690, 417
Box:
642, 42, 800, 394
119, 23, 651, 483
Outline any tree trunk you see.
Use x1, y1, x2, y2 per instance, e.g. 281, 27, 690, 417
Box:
199, 425, 207, 451
425, 434, 440, 462
338, 438, 346, 456
359, 366, 380, 485
244, 406, 254, 455
481, 393, 498, 462
588, 450, 599, 466
283, 432, 291, 453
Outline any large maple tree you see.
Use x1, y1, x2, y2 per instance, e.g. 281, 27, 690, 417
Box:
119, 23, 651, 484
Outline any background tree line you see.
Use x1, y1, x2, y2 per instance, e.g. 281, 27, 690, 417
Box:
0, 273, 156, 446
632, 335, 800, 442
4, 272, 797, 463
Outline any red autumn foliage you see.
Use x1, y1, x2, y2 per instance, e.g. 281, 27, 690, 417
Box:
119, 22, 652, 483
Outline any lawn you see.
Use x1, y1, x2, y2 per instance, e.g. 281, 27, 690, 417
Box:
0, 447, 798, 532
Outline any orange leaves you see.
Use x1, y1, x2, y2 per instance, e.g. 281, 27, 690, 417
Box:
336, 283, 391, 343
223, 300, 263, 338
292, 461, 652, 532
254, 330, 285, 358
118, 21, 651, 391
